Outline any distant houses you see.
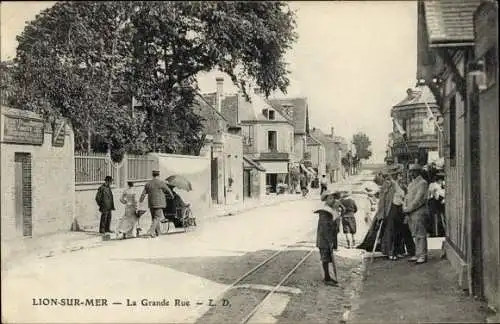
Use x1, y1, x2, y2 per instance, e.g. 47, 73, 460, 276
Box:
194, 77, 350, 200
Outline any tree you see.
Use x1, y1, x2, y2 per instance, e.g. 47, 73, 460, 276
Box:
352, 132, 373, 160
12, 1, 297, 157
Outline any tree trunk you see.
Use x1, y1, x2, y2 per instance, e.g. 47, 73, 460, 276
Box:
87, 127, 91, 153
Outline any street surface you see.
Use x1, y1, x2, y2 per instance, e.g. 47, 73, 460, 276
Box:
2, 175, 375, 323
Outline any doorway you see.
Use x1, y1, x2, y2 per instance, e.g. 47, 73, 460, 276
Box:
243, 170, 251, 198
266, 173, 277, 193
14, 153, 33, 237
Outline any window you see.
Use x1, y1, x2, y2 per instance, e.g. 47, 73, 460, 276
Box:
242, 126, 253, 145
262, 109, 268, 118
268, 131, 277, 152
268, 110, 275, 120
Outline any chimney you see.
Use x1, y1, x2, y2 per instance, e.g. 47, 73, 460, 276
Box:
215, 77, 224, 112
330, 127, 334, 136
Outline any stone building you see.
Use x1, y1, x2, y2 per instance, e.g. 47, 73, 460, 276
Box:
1, 106, 75, 240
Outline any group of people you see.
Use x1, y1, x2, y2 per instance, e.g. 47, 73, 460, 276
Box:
94, 170, 188, 239
314, 189, 359, 286
359, 163, 434, 264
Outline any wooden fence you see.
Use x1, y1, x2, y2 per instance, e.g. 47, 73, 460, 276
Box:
75, 152, 154, 186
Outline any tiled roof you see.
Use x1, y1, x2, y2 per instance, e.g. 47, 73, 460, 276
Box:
306, 134, 322, 146
424, 0, 481, 45
222, 95, 238, 126
310, 128, 335, 146
202, 92, 239, 127
192, 95, 227, 135
393, 84, 438, 107
269, 97, 308, 134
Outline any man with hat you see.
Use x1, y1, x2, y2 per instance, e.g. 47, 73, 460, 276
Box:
139, 170, 174, 238
95, 175, 115, 234
428, 170, 446, 236
403, 163, 429, 264
314, 190, 344, 286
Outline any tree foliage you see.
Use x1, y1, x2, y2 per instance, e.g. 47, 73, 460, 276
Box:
352, 132, 372, 160
12, 1, 297, 157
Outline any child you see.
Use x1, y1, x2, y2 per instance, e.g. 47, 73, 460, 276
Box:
314, 190, 343, 286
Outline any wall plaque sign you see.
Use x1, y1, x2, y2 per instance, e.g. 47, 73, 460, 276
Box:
3, 114, 44, 145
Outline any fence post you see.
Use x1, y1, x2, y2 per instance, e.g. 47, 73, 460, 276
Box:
122, 152, 128, 187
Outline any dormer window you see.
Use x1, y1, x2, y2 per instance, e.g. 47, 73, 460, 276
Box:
262, 109, 275, 120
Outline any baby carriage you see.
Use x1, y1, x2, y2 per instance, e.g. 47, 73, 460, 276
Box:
160, 176, 197, 233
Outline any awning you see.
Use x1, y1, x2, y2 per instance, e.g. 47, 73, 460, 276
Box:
300, 164, 315, 177
243, 156, 266, 172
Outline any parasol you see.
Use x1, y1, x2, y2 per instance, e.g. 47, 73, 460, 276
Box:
166, 175, 192, 191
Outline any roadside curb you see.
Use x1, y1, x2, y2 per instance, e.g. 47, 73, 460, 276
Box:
340, 251, 367, 323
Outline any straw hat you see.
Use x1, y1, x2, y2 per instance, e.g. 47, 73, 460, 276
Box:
320, 189, 339, 202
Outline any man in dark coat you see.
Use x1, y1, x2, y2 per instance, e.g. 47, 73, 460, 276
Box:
95, 176, 115, 234
139, 170, 173, 238
314, 190, 343, 286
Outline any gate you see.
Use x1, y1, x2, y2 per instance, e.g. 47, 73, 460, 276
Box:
211, 157, 218, 202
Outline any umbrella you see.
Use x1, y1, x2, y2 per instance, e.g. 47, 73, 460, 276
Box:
166, 175, 192, 191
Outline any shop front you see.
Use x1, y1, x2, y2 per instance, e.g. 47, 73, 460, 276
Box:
260, 161, 289, 194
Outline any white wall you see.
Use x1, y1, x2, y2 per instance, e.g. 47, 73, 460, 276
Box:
1, 107, 75, 240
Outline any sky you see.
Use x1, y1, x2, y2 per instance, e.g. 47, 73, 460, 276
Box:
1, 1, 418, 163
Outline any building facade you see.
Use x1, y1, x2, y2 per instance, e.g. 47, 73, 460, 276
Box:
390, 84, 442, 167
195, 78, 245, 205
269, 97, 309, 164
311, 127, 343, 182
239, 96, 294, 194
306, 133, 326, 177
417, 0, 499, 313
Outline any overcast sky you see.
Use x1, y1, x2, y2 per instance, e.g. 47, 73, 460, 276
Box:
1, 1, 418, 163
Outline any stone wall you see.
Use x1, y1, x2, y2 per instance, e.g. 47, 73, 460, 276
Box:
221, 133, 244, 205
1, 106, 75, 240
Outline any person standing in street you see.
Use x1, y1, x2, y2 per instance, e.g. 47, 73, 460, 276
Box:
403, 164, 429, 264
117, 181, 138, 239
95, 176, 115, 234
139, 170, 174, 238
380, 167, 414, 260
314, 190, 343, 286
340, 191, 358, 248
320, 174, 328, 195
300, 173, 309, 197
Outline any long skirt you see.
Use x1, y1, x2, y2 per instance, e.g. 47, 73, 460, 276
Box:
357, 217, 385, 252
380, 204, 403, 256
118, 206, 138, 237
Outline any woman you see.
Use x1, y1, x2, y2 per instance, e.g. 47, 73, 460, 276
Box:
314, 190, 343, 286
357, 166, 397, 252
117, 181, 138, 239
380, 168, 406, 260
